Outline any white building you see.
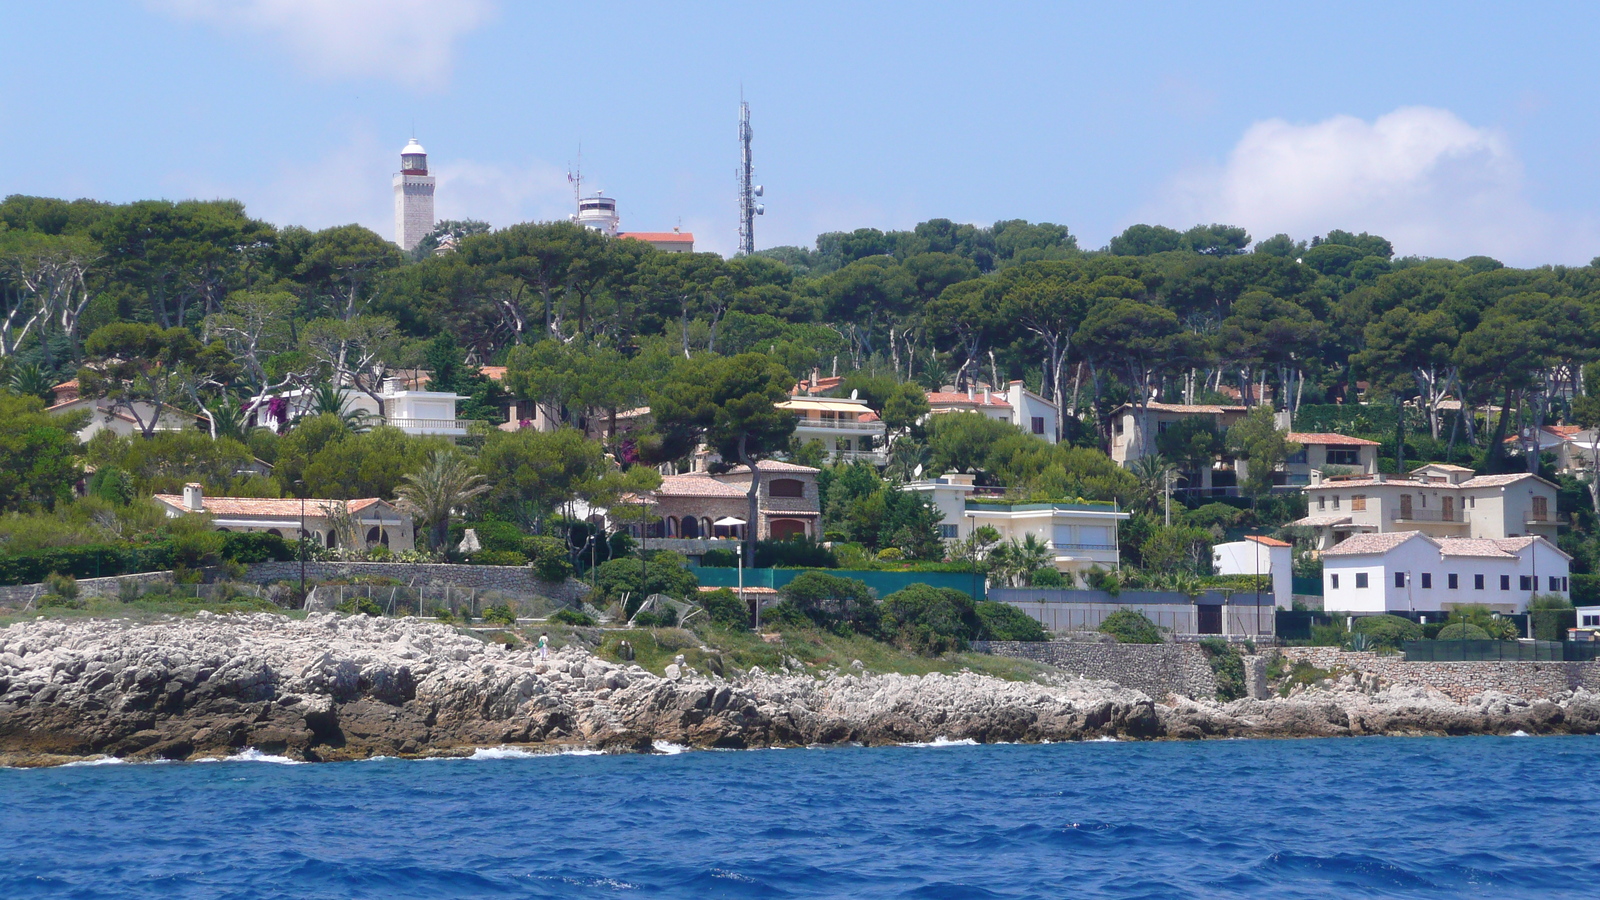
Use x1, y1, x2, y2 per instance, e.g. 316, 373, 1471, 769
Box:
905, 474, 1127, 584
777, 395, 887, 463
393, 138, 435, 252
46, 379, 198, 442
925, 382, 1058, 443
572, 191, 695, 251
1320, 530, 1570, 615
255, 379, 469, 438
155, 484, 415, 551
1294, 465, 1560, 552
1213, 535, 1294, 609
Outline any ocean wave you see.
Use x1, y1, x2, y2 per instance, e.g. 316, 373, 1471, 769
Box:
1509, 730, 1531, 737
221, 748, 304, 765
60, 756, 127, 767
902, 737, 979, 748
652, 741, 690, 755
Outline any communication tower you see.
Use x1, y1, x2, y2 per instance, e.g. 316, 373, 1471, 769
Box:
737, 100, 764, 255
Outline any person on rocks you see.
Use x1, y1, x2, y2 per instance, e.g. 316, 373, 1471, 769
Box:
538, 632, 550, 660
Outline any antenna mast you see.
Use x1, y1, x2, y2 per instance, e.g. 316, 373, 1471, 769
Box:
737, 99, 762, 255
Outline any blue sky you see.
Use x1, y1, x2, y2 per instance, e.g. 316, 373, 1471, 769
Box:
2, 2, 1596, 263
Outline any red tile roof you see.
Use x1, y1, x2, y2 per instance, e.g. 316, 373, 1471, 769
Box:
1246, 535, 1292, 547
154, 495, 396, 518
926, 392, 1010, 408
478, 366, 507, 381
619, 232, 694, 243
1286, 432, 1380, 447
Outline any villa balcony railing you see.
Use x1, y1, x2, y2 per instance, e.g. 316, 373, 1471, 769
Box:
384, 417, 475, 432
829, 449, 889, 464
794, 417, 885, 432
1390, 509, 1464, 523
1526, 513, 1553, 525
1050, 543, 1118, 553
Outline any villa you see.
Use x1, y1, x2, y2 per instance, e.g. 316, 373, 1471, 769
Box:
154, 484, 415, 551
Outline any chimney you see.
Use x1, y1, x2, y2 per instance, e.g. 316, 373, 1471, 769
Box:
811, 367, 820, 393
1373, 473, 1386, 484
183, 483, 204, 512
983, 386, 990, 405
967, 384, 974, 401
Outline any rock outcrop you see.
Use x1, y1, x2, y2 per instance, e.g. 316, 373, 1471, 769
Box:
2, 615, 1596, 765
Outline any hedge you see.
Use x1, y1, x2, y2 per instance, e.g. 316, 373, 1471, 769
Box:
1572, 574, 1600, 606
0, 532, 293, 586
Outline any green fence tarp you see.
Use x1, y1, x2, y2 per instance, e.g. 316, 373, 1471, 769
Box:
689, 567, 986, 600
1291, 576, 1323, 597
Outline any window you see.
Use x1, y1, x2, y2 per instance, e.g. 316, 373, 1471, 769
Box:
938, 524, 958, 540
1032, 416, 1045, 435
1531, 496, 1549, 522
1475, 574, 1484, 590
1584, 615, 1600, 628
1395, 571, 1406, 588
1563, 577, 1570, 592
1351, 495, 1367, 511
1330, 574, 1340, 589
1327, 448, 1359, 466
1469, 496, 1475, 508
1317, 495, 1326, 510
1421, 573, 1432, 589
1550, 576, 1561, 592
1286, 448, 1307, 464
1501, 575, 1511, 590
1448, 573, 1459, 589
1355, 572, 1369, 589
769, 478, 805, 498
1520, 576, 1532, 591
1333, 496, 1342, 510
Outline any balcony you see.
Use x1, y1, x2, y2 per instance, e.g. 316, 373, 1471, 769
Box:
1390, 508, 1464, 524
384, 417, 475, 434
1525, 513, 1553, 526
829, 449, 888, 464
1050, 543, 1118, 553
794, 417, 885, 433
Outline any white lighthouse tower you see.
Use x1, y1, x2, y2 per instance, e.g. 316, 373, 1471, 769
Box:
393, 138, 435, 251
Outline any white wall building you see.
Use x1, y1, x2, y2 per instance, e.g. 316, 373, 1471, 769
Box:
255, 379, 468, 437
1213, 535, 1294, 609
777, 395, 887, 463
393, 138, 435, 252
1320, 530, 1570, 615
1294, 465, 1560, 551
925, 381, 1058, 443
155, 484, 415, 551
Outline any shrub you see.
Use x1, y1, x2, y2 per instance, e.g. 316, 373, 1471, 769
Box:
450, 520, 526, 554
879, 584, 979, 655
1573, 573, 1600, 605
1198, 637, 1246, 702
1349, 614, 1422, 650
0, 542, 176, 586
1446, 603, 1519, 640
755, 538, 838, 569
974, 600, 1048, 642
1309, 622, 1347, 646
430, 606, 455, 623
37, 593, 82, 609
337, 596, 383, 617
696, 588, 750, 630
701, 549, 739, 568
218, 531, 294, 564
522, 535, 574, 582
1098, 609, 1163, 644
1529, 593, 1577, 641
548, 608, 595, 627
1437, 623, 1491, 641
633, 606, 678, 627
777, 571, 879, 635
481, 604, 517, 625
43, 572, 79, 600
594, 552, 698, 603
1028, 567, 1067, 588
877, 547, 905, 561
1277, 659, 1334, 697
469, 550, 528, 567
758, 600, 810, 629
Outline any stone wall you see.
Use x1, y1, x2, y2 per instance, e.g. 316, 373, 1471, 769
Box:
974, 640, 1218, 700
1277, 646, 1600, 702
243, 562, 591, 606
0, 570, 176, 609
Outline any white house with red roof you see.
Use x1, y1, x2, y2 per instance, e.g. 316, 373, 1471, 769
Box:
1212, 535, 1294, 608
1294, 465, 1560, 552
1320, 530, 1569, 615
926, 381, 1058, 444
45, 379, 199, 442
618, 230, 694, 253
776, 395, 886, 463
154, 484, 415, 551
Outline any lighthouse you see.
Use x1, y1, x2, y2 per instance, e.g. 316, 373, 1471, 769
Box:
392, 138, 435, 251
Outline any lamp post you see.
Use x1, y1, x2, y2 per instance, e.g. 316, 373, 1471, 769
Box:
715, 517, 750, 629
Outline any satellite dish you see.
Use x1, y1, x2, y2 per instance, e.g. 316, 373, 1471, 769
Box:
913, 464, 924, 478
850, 389, 859, 399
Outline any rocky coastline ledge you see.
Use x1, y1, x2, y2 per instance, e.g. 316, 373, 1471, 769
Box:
3, 614, 1599, 766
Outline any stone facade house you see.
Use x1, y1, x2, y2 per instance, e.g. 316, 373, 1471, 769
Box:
610, 461, 822, 557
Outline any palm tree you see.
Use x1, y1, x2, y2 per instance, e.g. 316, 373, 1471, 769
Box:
1130, 454, 1176, 519
207, 393, 252, 442
395, 451, 489, 551
7, 362, 56, 403
301, 381, 377, 432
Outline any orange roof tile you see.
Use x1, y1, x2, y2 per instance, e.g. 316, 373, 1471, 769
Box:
619, 232, 694, 243
1246, 535, 1291, 547
154, 495, 396, 518
1286, 432, 1380, 447
926, 392, 1010, 408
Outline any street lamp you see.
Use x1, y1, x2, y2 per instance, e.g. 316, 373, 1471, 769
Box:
715, 517, 750, 629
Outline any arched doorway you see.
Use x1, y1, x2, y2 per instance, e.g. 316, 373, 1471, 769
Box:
680, 516, 699, 538
770, 519, 807, 541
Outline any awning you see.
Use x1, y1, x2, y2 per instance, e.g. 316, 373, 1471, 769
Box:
778, 399, 873, 413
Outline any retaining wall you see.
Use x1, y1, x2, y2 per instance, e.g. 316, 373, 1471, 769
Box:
974, 640, 1218, 700
0, 570, 175, 609
244, 562, 591, 606
1277, 646, 1600, 702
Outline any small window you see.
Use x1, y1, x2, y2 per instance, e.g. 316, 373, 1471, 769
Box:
1330, 574, 1340, 589
1395, 571, 1406, 588
1333, 496, 1342, 510
1563, 577, 1569, 592
1352, 495, 1367, 511
769, 478, 805, 498
1474, 574, 1484, 590
1520, 575, 1532, 591
1550, 576, 1561, 592
1327, 448, 1359, 466
1421, 573, 1432, 589
1356, 572, 1369, 589
938, 524, 958, 539
1584, 614, 1600, 627
1031, 416, 1045, 435
1468, 496, 1475, 508
1318, 495, 1326, 510
1501, 575, 1511, 591
1448, 573, 1459, 589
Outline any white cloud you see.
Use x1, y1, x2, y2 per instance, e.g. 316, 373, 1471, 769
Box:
433, 159, 574, 230
150, 0, 494, 89
1151, 106, 1597, 264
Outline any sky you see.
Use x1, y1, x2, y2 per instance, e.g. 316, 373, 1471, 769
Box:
2, 1, 1598, 264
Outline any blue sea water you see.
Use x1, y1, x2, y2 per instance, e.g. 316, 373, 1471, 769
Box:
2, 736, 1598, 899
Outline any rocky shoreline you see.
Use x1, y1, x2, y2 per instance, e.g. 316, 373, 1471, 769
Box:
2, 614, 1598, 767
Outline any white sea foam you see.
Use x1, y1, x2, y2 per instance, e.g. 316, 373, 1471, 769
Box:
652, 741, 690, 755
468, 746, 541, 760
1509, 730, 1531, 737
903, 737, 978, 748
222, 748, 304, 764
1086, 736, 1121, 743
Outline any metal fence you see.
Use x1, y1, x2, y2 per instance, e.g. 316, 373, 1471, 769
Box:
303, 583, 571, 620
1402, 640, 1600, 662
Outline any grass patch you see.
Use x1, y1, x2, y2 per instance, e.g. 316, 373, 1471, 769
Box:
0, 594, 297, 627
1275, 659, 1335, 697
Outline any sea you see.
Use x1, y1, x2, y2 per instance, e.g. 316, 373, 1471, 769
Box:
2, 735, 1596, 899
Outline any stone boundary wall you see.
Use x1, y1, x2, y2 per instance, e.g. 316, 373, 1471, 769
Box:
1278, 646, 1600, 702
0, 571, 175, 609
974, 640, 1217, 700
243, 562, 591, 606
